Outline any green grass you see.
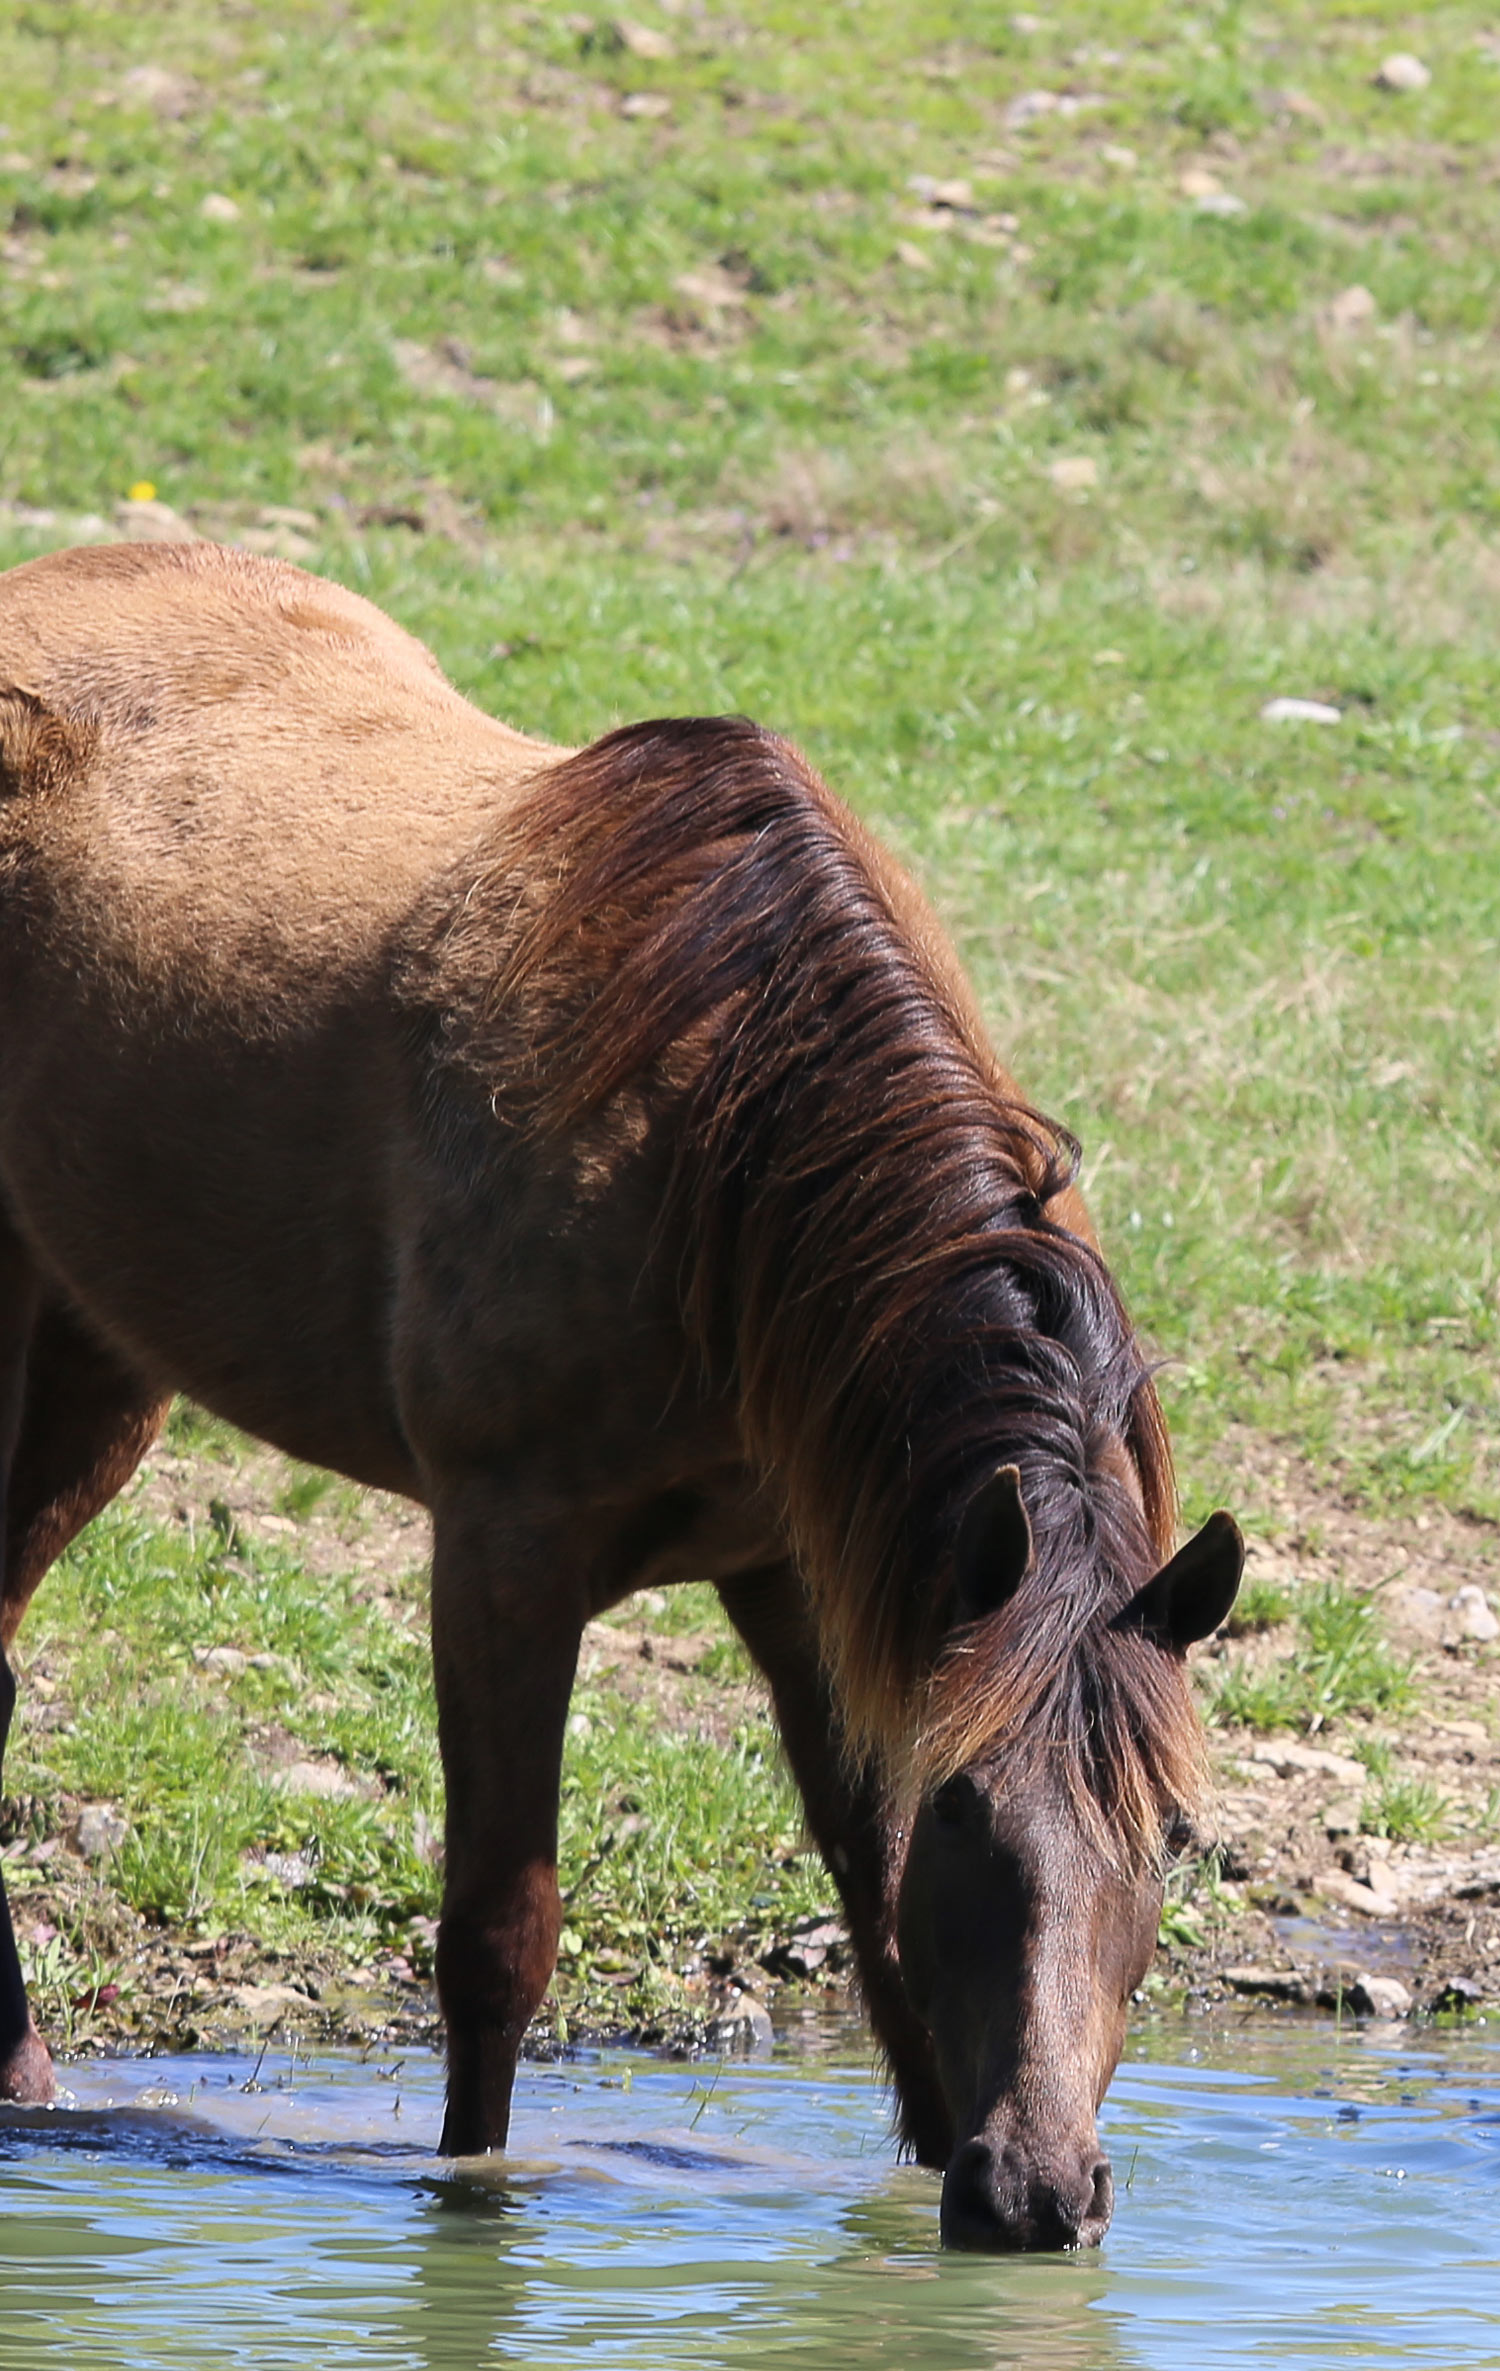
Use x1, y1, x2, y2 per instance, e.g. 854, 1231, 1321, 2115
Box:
1210, 1581, 1414, 1733
3, 1, 1495, 1522
1362, 1775, 1453, 1846
1222, 1576, 1294, 1638
3, 1, 1499, 2005
8, 1499, 826, 2025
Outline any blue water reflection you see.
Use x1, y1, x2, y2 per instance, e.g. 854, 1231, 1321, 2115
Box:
0, 2016, 1496, 2370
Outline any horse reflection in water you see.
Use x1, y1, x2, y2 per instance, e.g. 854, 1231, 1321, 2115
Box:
0, 543, 1241, 2248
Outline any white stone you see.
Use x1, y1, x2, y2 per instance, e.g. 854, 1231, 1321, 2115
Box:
1450, 1585, 1499, 1643
1004, 90, 1060, 128
193, 1644, 248, 1675
615, 21, 674, 61
199, 192, 240, 224
274, 1758, 361, 1799
1260, 697, 1342, 723
1375, 53, 1431, 93
1348, 1972, 1412, 2017
1328, 283, 1377, 330
116, 498, 197, 545
1247, 1740, 1367, 1787
1048, 455, 1099, 491
706, 1993, 774, 2052
72, 1804, 130, 1861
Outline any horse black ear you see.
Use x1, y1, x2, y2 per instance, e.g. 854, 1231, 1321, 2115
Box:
953, 1464, 1034, 1624
1117, 1511, 1244, 1652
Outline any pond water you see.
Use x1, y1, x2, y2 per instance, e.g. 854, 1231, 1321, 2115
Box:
2, 2012, 1498, 2371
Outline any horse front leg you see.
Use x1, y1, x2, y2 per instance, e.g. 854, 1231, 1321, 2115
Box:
0, 1224, 50, 2103
429, 1480, 586, 2155
717, 1563, 952, 2169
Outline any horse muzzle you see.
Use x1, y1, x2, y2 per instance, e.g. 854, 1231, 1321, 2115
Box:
939, 2135, 1115, 2252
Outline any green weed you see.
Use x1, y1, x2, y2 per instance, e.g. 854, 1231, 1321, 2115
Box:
1363, 1778, 1452, 1846
1223, 1577, 1294, 1638
1210, 1583, 1413, 1734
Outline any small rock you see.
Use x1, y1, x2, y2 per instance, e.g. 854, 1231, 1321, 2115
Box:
1101, 144, 1137, 169
674, 264, 749, 311
620, 92, 671, 118
1321, 1970, 1413, 2018
1259, 697, 1342, 724
895, 240, 934, 271
226, 1982, 317, 2026
1315, 1867, 1393, 1918
1350, 1972, 1412, 2018
615, 21, 675, 61
1323, 1796, 1364, 1838
258, 1849, 317, 1889
1222, 1965, 1313, 2003
116, 498, 197, 545
705, 1992, 774, 2052
1327, 283, 1377, 331
199, 192, 241, 224
1389, 1585, 1446, 1639
760, 1918, 850, 1980
1048, 455, 1098, 491
1179, 167, 1246, 215
1432, 1975, 1484, 2013
1375, 53, 1431, 94
1448, 1585, 1499, 1643
120, 64, 198, 118
908, 174, 975, 211
1246, 1740, 1366, 1786
274, 1758, 361, 1799
193, 1644, 249, 1676
1004, 89, 1060, 128
72, 1803, 130, 1862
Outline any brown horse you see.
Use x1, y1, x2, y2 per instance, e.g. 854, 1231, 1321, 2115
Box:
0, 542, 1241, 2248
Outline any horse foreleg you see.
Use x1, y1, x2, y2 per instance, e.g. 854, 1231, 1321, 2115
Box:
717, 1563, 953, 2169
0, 1277, 168, 2101
0, 1225, 49, 2102
2, 1297, 169, 1654
429, 1482, 586, 2155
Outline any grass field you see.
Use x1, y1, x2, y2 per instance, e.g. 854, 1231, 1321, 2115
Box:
2, 2, 1497, 2029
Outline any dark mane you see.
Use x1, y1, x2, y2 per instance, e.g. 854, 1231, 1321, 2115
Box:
444, 716, 1198, 1850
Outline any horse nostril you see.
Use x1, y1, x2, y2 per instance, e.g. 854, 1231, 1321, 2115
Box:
939, 2139, 1006, 2250
940, 2139, 1115, 2253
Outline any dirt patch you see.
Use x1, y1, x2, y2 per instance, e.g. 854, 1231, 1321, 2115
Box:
1170, 1432, 1500, 2024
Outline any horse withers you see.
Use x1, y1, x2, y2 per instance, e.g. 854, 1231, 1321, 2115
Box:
0, 542, 1241, 2248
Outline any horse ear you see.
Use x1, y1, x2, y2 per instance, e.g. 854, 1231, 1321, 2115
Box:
953, 1464, 1034, 1623
1117, 1511, 1244, 1652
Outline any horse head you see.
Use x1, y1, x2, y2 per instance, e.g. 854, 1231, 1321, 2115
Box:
896, 1467, 1243, 2250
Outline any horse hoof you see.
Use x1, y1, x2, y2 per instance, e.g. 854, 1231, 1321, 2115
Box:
0, 2024, 56, 2106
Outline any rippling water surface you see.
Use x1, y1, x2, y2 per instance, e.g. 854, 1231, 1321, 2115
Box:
2, 2014, 1497, 2369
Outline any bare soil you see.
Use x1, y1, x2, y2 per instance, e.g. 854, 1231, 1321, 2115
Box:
1172, 1433, 1500, 2027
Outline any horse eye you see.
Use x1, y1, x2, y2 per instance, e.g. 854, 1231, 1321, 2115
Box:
1164, 1809, 1196, 1859
932, 1778, 973, 1830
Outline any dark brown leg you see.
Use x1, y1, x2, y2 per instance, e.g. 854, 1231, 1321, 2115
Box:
0, 1276, 168, 2101
428, 1479, 587, 2155
0, 1225, 46, 2102
717, 1562, 953, 2168
1, 1298, 170, 1654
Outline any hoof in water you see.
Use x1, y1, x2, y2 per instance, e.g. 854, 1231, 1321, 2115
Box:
0, 2024, 57, 2106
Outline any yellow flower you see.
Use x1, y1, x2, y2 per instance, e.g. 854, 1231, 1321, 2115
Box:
125, 480, 157, 502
